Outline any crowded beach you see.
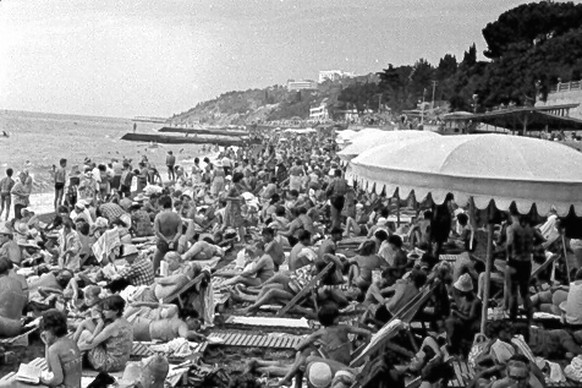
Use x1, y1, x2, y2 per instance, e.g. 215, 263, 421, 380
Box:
1, 126, 582, 388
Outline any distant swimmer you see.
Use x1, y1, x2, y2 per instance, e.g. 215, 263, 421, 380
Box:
1, 131, 8, 138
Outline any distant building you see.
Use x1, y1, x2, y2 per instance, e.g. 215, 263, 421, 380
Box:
309, 101, 329, 122
335, 109, 372, 123
287, 79, 318, 91
318, 70, 354, 83
536, 81, 582, 119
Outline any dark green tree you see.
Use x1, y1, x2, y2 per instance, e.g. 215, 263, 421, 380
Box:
482, 1, 582, 59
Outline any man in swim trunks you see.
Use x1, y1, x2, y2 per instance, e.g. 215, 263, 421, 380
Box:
153, 195, 183, 274
52, 158, 67, 210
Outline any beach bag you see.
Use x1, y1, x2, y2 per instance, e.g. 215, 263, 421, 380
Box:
468, 334, 490, 370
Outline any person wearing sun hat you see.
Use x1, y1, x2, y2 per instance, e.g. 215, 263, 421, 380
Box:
0, 222, 21, 265
306, 361, 333, 388
211, 159, 226, 197
446, 273, 481, 355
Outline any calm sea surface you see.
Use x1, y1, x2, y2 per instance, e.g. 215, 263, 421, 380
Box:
0, 110, 205, 212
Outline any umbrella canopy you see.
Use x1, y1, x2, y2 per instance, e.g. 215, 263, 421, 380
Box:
350, 134, 582, 215
283, 128, 316, 134
335, 129, 359, 144
338, 130, 439, 162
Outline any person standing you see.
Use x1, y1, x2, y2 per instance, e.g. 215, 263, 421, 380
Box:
506, 213, 545, 321
111, 158, 123, 191
166, 151, 176, 181
153, 195, 182, 274
52, 158, 67, 210
58, 217, 83, 272
119, 161, 133, 198
0, 168, 15, 221
326, 169, 348, 230
11, 171, 32, 220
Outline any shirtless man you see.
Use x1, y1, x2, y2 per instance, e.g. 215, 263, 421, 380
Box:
52, 158, 67, 210
0, 257, 27, 337
153, 195, 183, 274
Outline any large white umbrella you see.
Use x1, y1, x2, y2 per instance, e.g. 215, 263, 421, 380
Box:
335, 129, 359, 144
350, 134, 582, 215
350, 133, 582, 332
338, 130, 439, 162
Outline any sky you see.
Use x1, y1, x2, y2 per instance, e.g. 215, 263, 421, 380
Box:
0, 0, 548, 118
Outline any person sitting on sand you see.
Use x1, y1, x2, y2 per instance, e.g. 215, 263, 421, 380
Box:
79, 295, 133, 373
222, 241, 275, 288
109, 245, 155, 291
347, 240, 385, 292
39, 309, 83, 388
276, 302, 371, 386
0, 222, 22, 265
72, 285, 104, 343
0, 256, 27, 337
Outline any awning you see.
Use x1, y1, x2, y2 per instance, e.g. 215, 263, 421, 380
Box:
445, 105, 582, 133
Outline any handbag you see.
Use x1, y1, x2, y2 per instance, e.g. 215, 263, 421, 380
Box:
468, 333, 490, 370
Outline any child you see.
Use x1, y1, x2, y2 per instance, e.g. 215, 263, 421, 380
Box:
277, 302, 371, 386
72, 285, 104, 344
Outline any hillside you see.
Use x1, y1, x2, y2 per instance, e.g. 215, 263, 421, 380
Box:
169, 74, 378, 126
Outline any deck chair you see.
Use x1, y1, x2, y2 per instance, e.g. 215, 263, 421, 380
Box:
350, 281, 439, 368
0, 317, 41, 347
491, 253, 560, 301
276, 262, 334, 317
163, 271, 210, 308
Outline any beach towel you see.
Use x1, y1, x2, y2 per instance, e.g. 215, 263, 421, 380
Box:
92, 228, 121, 263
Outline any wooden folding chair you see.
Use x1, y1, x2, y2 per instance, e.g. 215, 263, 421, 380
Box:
276, 262, 334, 317
350, 281, 439, 368
163, 271, 209, 309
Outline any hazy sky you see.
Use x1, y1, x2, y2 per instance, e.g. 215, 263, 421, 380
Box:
0, 0, 543, 118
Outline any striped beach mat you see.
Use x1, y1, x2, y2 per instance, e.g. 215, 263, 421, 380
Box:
207, 330, 304, 349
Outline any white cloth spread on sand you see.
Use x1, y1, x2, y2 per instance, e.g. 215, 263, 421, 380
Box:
228, 316, 310, 328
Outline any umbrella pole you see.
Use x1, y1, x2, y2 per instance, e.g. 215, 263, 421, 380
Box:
397, 198, 401, 227
480, 222, 494, 334
562, 232, 571, 284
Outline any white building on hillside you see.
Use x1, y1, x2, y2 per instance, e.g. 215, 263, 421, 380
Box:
318, 70, 354, 83
287, 79, 318, 91
536, 81, 582, 119
309, 101, 329, 122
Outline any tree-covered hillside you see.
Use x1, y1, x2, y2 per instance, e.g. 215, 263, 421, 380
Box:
171, 1, 582, 124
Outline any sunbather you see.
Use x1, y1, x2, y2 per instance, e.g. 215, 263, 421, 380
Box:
221, 241, 274, 287
277, 302, 371, 387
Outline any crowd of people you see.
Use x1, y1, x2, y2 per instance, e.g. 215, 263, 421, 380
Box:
1, 127, 582, 388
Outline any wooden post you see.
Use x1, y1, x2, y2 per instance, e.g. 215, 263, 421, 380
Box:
468, 198, 478, 251
396, 198, 401, 228
562, 233, 572, 284
480, 222, 494, 334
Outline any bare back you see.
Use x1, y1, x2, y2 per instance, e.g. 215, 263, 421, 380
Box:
155, 210, 182, 240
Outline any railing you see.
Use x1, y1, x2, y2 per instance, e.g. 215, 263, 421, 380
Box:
549, 81, 582, 94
